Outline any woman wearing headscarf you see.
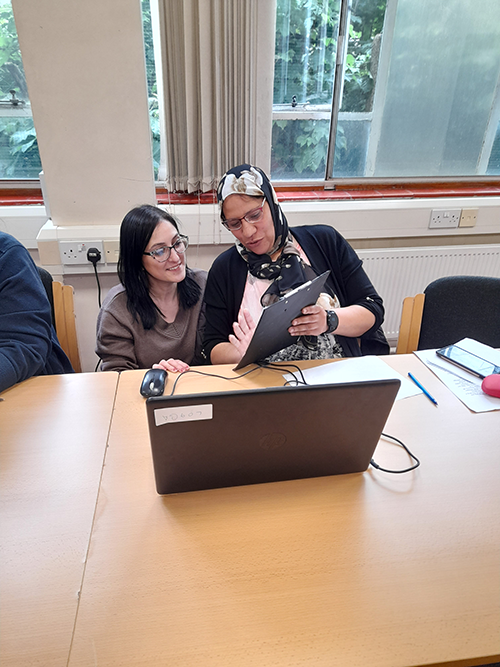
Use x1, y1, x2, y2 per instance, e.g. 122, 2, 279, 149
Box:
203, 164, 389, 365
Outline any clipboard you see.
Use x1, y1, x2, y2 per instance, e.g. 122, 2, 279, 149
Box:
234, 270, 330, 370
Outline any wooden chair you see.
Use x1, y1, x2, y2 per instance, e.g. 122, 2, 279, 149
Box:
396, 293, 425, 354
396, 275, 500, 354
37, 267, 82, 372
52, 281, 82, 372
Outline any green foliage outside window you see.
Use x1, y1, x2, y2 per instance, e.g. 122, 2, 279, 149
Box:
272, 0, 387, 179
0, 1, 41, 177
142, 0, 160, 179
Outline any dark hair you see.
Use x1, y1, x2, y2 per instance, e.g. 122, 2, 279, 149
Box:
117, 204, 201, 330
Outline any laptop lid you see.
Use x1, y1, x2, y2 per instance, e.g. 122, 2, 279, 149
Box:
146, 378, 400, 494
234, 271, 330, 371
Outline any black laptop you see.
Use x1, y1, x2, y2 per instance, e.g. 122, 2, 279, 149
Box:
145, 378, 400, 494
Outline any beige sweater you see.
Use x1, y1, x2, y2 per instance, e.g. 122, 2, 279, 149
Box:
96, 268, 207, 371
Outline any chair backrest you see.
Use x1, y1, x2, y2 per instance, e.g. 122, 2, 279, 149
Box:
396, 293, 425, 354
52, 281, 82, 372
36, 267, 82, 372
418, 275, 500, 350
397, 275, 500, 353
36, 266, 55, 327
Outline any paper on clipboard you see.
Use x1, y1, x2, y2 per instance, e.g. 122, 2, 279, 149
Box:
415, 338, 500, 413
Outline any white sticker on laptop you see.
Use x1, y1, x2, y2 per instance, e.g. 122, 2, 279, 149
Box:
154, 404, 213, 426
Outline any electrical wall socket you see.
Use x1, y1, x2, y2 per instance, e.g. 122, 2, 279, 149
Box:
429, 209, 461, 229
103, 240, 120, 263
459, 208, 478, 227
59, 240, 104, 265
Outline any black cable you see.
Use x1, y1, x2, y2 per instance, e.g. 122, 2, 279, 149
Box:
168, 362, 306, 396
256, 360, 307, 386
370, 433, 420, 473
168, 365, 264, 396
87, 247, 102, 308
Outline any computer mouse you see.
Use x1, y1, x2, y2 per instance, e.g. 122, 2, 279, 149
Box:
481, 374, 500, 398
140, 368, 168, 398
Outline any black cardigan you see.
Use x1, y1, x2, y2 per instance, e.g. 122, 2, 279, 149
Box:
203, 225, 387, 360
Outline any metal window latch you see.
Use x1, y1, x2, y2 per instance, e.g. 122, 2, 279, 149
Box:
290, 96, 310, 109
0, 90, 26, 108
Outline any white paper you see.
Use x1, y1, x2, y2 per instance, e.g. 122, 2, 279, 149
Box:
283, 356, 419, 401
415, 338, 500, 413
154, 404, 213, 426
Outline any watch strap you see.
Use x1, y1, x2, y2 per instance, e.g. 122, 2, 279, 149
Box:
325, 309, 339, 334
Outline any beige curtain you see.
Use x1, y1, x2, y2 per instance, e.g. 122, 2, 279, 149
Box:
152, 0, 276, 193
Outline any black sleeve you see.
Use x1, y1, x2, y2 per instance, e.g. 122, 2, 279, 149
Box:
0, 242, 58, 392
294, 225, 385, 332
202, 248, 247, 361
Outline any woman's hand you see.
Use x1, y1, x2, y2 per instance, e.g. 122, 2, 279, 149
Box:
288, 303, 376, 338
288, 305, 327, 337
153, 358, 190, 373
228, 308, 256, 359
209, 309, 257, 364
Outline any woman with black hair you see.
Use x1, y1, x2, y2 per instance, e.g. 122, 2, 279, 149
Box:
96, 205, 206, 372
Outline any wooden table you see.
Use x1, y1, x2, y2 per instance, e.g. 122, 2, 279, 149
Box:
0, 372, 119, 667
67, 357, 500, 667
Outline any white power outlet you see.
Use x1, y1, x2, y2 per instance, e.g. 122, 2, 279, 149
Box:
60, 241, 104, 265
429, 209, 461, 229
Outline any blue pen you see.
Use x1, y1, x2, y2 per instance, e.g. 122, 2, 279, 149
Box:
408, 372, 438, 406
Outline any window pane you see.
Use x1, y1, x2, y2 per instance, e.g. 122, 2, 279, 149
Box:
487, 121, 500, 175
274, 0, 340, 107
272, 0, 340, 180
0, 116, 41, 178
274, 0, 500, 182
142, 0, 160, 180
272, 0, 387, 180
331, 0, 387, 177
271, 118, 330, 179
332, 115, 371, 177
0, 0, 41, 178
360, 0, 500, 178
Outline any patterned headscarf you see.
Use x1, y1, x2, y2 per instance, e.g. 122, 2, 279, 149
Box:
217, 164, 316, 304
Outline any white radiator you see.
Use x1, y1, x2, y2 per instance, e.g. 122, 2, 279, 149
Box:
357, 244, 500, 343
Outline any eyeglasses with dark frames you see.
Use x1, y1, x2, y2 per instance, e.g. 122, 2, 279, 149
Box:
143, 235, 189, 263
221, 198, 266, 232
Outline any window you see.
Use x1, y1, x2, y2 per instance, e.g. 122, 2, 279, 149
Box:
0, 0, 41, 178
271, 0, 500, 183
3, 0, 499, 187
142, 0, 160, 180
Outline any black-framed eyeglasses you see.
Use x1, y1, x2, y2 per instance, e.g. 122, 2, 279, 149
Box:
143, 235, 189, 263
221, 198, 266, 232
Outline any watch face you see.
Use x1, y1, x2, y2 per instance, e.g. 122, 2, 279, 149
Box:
326, 309, 339, 334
